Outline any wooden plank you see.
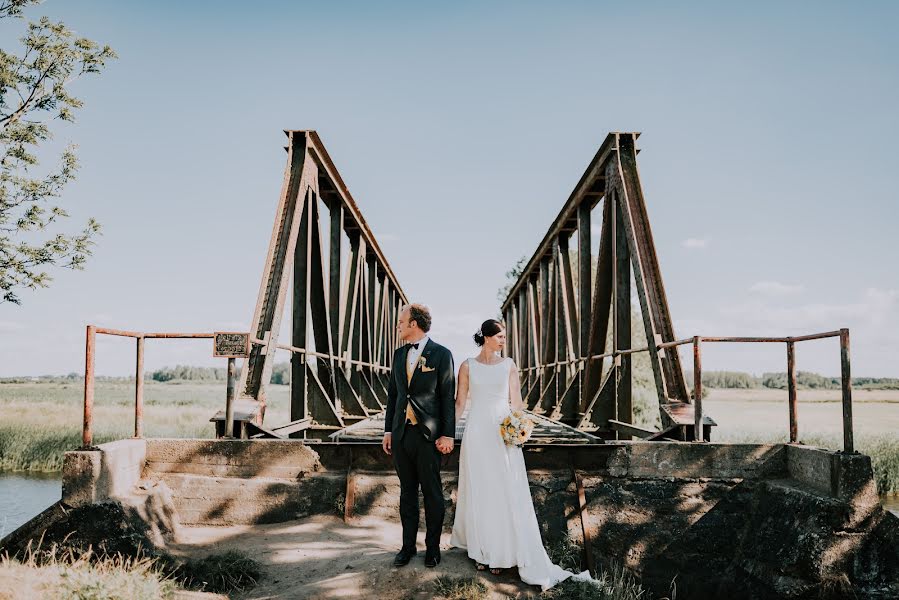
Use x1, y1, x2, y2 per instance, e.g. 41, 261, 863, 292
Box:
210, 400, 263, 423
608, 419, 657, 439
645, 424, 682, 441
661, 402, 716, 426
331, 410, 602, 444
246, 422, 287, 440
271, 418, 312, 436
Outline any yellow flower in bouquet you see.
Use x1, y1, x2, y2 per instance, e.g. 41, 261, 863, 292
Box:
500, 410, 535, 447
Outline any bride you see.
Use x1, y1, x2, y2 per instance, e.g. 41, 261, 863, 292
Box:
450, 319, 592, 591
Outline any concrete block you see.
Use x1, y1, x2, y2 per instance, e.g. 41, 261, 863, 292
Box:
786, 445, 834, 495
619, 443, 786, 479
146, 438, 321, 477
786, 444, 878, 514
62, 439, 147, 506
62, 450, 103, 506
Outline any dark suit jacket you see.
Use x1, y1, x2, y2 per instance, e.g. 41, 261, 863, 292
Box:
385, 338, 456, 442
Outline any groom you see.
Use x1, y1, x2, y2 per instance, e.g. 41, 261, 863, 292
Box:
383, 303, 456, 568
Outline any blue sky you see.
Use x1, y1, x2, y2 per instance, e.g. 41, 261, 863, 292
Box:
1, 0, 897, 377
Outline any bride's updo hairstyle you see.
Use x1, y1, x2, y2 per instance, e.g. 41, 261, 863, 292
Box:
473, 319, 504, 347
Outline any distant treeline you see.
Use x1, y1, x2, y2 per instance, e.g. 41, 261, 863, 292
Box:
147, 363, 292, 385
0, 363, 294, 385
5, 367, 899, 390
686, 370, 899, 391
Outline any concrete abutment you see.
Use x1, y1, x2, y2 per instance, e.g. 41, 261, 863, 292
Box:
3, 439, 897, 599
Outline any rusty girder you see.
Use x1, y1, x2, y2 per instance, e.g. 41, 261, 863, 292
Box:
239, 131, 407, 437
500, 132, 691, 438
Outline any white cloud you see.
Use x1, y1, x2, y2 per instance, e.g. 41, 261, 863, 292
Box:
749, 281, 804, 296
682, 238, 708, 249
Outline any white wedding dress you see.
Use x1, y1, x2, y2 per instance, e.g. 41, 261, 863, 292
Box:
450, 357, 592, 591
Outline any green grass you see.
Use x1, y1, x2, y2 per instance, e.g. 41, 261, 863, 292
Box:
0, 380, 289, 472
170, 549, 261, 593
433, 575, 489, 600
541, 563, 657, 600
546, 534, 584, 573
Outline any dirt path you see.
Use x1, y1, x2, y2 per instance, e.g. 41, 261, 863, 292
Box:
170, 515, 539, 600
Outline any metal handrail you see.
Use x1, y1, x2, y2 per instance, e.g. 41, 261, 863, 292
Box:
516, 328, 855, 452
83, 325, 855, 453
81, 325, 395, 447
82, 326, 217, 447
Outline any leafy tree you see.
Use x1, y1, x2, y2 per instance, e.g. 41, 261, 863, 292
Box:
0, 0, 116, 304
496, 255, 528, 304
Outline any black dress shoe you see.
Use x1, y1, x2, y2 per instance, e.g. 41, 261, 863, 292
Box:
393, 548, 417, 567
424, 550, 441, 568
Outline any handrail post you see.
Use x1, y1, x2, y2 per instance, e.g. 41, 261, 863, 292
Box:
225, 357, 236, 438
134, 336, 145, 438
83, 325, 96, 447
692, 336, 703, 441
787, 341, 798, 443
840, 328, 854, 453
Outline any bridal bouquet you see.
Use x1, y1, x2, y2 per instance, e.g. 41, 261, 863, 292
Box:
500, 411, 535, 447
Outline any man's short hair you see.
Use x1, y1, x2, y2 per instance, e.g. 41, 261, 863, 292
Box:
407, 303, 432, 333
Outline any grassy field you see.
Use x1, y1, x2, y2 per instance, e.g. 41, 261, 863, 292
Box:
1, 382, 898, 493
0, 380, 290, 471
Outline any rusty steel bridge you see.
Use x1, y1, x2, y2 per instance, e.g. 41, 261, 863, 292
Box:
80, 131, 856, 452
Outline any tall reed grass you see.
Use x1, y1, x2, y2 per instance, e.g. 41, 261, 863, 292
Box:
0, 548, 175, 600
0, 381, 289, 472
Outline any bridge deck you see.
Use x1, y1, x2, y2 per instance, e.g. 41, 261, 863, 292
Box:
330, 410, 602, 444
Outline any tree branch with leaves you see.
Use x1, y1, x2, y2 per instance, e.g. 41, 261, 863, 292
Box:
0, 0, 115, 304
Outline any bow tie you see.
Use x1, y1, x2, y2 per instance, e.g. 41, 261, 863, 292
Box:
407, 342, 420, 350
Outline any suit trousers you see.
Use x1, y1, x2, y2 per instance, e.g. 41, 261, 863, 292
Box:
393, 421, 445, 553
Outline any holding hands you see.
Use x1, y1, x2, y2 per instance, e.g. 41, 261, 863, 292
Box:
435, 435, 454, 454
